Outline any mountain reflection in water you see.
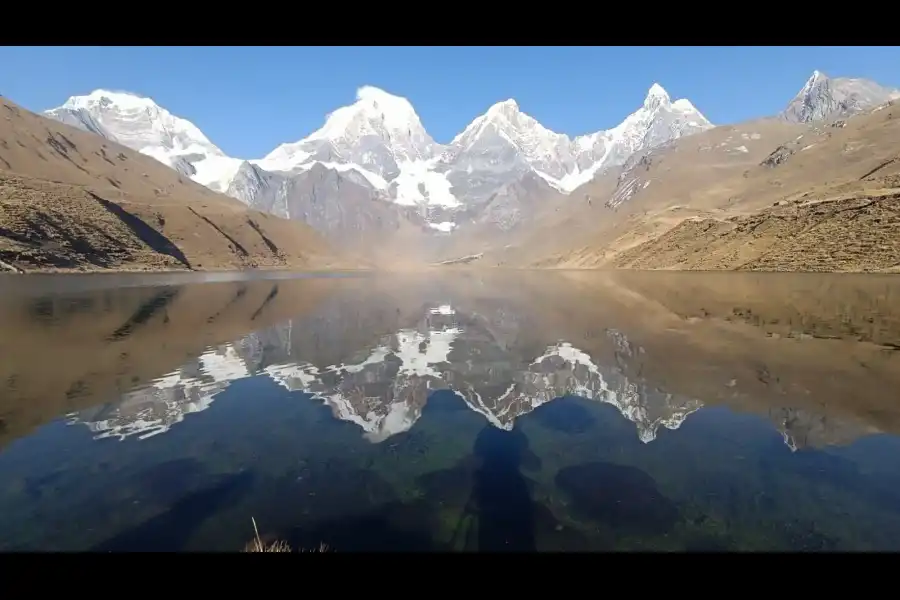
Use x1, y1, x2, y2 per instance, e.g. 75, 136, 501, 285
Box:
1, 271, 900, 551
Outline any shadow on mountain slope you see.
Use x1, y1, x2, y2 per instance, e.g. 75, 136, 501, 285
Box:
92, 192, 192, 269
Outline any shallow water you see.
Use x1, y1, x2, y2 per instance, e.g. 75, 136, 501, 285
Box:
1, 270, 900, 552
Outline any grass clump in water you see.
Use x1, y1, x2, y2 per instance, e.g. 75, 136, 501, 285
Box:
243, 517, 329, 553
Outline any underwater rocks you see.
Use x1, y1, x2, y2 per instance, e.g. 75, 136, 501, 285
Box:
554, 461, 679, 536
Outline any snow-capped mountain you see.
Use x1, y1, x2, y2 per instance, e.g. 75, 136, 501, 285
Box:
43, 83, 713, 239
781, 70, 900, 124
254, 86, 453, 208
442, 83, 712, 199
45, 72, 893, 245
45, 89, 245, 193
567, 84, 712, 188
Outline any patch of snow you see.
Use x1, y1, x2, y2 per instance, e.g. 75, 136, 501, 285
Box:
265, 363, 321, 389
392, 159, 459, 207
251, 148, 311, 173
395, 327, 460, 377
429, 305, 455, 315
671, 98, 697, 112
199, 346, 251, 382
555, 162, 606, 192
428, 221, 457, 232
190, 155, 245, 192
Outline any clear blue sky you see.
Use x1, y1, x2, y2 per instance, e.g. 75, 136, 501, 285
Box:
3, 46, 898, 159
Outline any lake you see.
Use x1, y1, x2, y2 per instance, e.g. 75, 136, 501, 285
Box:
1, 270, 900, 552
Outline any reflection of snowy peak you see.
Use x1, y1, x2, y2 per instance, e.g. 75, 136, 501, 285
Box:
267, 358, 430, 444
67, 305, 704, 445
265, 304, 461, 442
65, 296, 870, 452
67, 345, 250, 440
771, 406, 873, 452
447, 337, 701, 442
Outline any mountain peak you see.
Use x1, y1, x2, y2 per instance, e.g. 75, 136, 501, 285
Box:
257, 84, 437, 181
45, 87, 239, 192
801, 70, 829, 91
450, 96, 563, 153
643, 83, 671, 110
304, 85, 431, 151
50, 88, 218, 155
354, 85, 417, 118
782, 71, 900, 124
489, 98, 520, 112
62, 89, 159, 112
647, 83, 669, 99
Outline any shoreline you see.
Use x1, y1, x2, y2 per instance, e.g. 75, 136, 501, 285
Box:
4, 264, 900, 276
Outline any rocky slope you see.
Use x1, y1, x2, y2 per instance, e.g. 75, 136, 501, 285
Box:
612, 192, 900, 272
0, 98, 357, 273
491, 73, 900, 272
781, 70, 900, 124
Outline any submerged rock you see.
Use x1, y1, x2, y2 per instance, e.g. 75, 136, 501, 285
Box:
554, 461, 679, 536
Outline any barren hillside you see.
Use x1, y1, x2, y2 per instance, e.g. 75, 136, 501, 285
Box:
481, 102, 900, 272
0, 98, 361, 273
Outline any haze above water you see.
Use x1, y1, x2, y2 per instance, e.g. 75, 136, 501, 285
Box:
1, 270, 900, 552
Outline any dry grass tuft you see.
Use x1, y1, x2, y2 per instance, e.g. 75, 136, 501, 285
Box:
244, 538, 293, 553
242, 517, 330, 553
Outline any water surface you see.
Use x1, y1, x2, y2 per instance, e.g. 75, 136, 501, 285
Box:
1, 270, 900, 552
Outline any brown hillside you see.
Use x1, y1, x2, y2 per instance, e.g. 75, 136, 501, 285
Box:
0, 98, 361, 273
453, 118, 803, 267
497, 102, 900, 271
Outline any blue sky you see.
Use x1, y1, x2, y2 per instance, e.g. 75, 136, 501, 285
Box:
3, 46, 898, 159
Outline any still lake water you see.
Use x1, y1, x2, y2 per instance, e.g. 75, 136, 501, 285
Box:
1, 270, 900, 552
